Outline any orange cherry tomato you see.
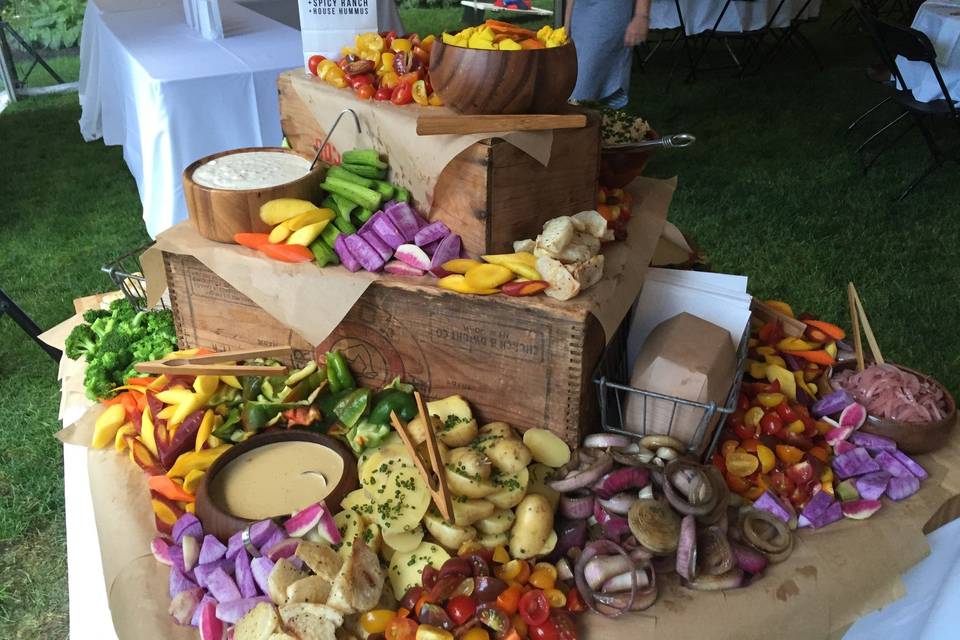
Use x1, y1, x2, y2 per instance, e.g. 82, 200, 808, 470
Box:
775, 444, 805, 465
496, 585, 523, 615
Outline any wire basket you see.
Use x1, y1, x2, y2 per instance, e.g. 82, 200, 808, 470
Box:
101, 242, 166, 312
593, 318, 750, 460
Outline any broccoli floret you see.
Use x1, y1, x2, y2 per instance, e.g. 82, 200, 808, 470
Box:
82, 308, 110, 324
84, 360, 117, 400
65, 324, 98, 360
108, 298, 137, 320
90, 316, 116, 338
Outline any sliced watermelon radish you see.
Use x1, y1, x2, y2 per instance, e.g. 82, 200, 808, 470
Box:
838, 402, 867, 429
841, 499, 882, 520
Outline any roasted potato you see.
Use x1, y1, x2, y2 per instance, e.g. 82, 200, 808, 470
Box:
235, 602, 281, 640
326, 540, 385, 615
295, 541, 342, 582
424, 511, 478, 550
477, 531, 509, 549
509, 494, 554, 560
278, 603, 341, 640
285, 576, 331, 605
268, 558, 308, 605
428, 396, 479, 447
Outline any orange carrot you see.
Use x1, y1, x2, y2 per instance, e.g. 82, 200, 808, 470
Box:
102, 394, 126, 406
519, 38, 545, 49
783, 350, 836, 365
485, 19, 536, 38
148, 475, 195, 503
132, 390, 147, 413
804, 319, 846, 341
124, 376, 157, 386
234, 232, 271, 250
259, 243, 314, 263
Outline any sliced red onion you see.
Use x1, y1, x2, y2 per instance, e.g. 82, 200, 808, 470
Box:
574, 540, 637, 618
675, 515, 697, 580
603, 517, 631, 541
556, 558, 574, 581
584, 434, 632, 448
560, 491, 594, 519
682, 566, 745, 591
731, 542, 769, 575
594, 565, 657, 612
601, 566, 652, 592
598, 492, 639, 515
549, 452, 614, 493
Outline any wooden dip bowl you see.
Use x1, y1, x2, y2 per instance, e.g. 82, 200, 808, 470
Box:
429, 41, 578, 115
828, 362, 956, 454
194, 430, 358, 541
183, 147, 324, 244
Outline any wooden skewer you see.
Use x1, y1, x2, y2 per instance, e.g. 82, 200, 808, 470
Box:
847, 283, 865, 372
389, 392, 455, 522
850, 284, 885, 366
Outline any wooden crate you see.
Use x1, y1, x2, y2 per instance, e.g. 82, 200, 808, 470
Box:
164, 252, 606, 446
278, 72, 600, 255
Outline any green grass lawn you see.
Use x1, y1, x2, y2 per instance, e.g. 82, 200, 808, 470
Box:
1, 3, 958, 638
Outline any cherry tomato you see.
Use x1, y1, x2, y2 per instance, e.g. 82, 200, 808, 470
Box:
550, 611, 577, 640
760, 411, 783, 436
529, 619, 560, 640
375, 86, 393, 100
355, 84, 375, 100
391, 81, 413, 105
768, 469, 795, 496
412, 79, 429, 106
518, 590, 549, 627
775, 402, 799, 423
382, 30, 398, 48
385, 617, 418, 640
349, 73, 374, 88
733, 420, 757, 441
496, 584, 523, 615
565, 588, 586, 613
446, 595, 477, 626
737, 393, 751, 411
307, 54, 325, 76
361, 610, 396, 634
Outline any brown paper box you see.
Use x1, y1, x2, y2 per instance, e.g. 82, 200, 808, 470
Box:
624, 312, 736, 447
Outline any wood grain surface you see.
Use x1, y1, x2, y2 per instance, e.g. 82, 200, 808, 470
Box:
416, 113, 587, 135
182, 147, 324, 244
428, 41, 578, 115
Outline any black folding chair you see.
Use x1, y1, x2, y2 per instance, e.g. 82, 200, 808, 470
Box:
684, 0, 784, 82
634, 0, 696, 88
855, 3, 959, 199
0, 288, 62, 362
745, 0, 823, 74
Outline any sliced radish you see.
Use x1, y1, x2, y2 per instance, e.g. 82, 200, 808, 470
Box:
394, 244, 431, 270
182, 534, 200, 573
199, 600, 224, 640
385, 260, 426, 277
151, 537, 172, 566
838, 402, 867, 429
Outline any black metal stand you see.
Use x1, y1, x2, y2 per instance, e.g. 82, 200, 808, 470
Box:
0, 18, 76, 103
0, 289, 62, 362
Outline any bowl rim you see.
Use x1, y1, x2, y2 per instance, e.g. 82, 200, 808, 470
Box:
433, 39, 576, 54
828, 360, 956, 429
182, 146, 323, 195
195, 429, 359, 529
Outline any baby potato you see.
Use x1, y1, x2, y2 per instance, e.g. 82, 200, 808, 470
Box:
475, 509, 516, 535
526, 463, 560, 512
406, 413, 443, 445
445, 466, 497, 499
424, 511, 477, 550
480, 421, 519, 440
449, 447, 493, 480
429, 396, 479, 447
522, 428, 571, 468
485, 437, 532, 475
509, 494, 554, 560
486, 467, 530, 510
452, 499, 496, 526
477, 531, 509, 549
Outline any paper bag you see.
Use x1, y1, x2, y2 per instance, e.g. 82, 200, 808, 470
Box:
624, 312, 735, 448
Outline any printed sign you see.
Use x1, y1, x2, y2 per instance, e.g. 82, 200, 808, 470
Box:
299, 0, 379, 68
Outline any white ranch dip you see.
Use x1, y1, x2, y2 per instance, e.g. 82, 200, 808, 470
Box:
192, 151, 311, 190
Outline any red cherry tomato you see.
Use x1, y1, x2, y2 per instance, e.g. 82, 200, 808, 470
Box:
374, 86, 393, 101
733, 421, 756, 441
775, 402, 799, 423
530, 619, 560, 640
381, 30, 397, 48
391, 82, 413, 105
550, 611, 578, 640
385, 617, 417, 640
760, 411, 783, 436
519, 590, 550, 627
349, 73, 373, 88
446, 595, 477, 626
307, 54, 326, 76
355, 84, 375, 100
565, 588, 586, 613
412, 45, 431, 67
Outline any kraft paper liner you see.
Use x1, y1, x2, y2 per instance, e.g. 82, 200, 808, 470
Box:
284, 72, 555, 212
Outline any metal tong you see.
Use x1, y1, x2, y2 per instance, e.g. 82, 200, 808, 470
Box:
603, 133, 697, 152
135, 346, 291, 376
309, 108, 362, 171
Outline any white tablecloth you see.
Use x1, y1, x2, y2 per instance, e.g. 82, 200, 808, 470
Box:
78, 0, 302, 237
898, 1, 960, 103
650, 0, 822, 35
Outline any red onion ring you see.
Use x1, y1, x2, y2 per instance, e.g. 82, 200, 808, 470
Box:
550, 451, 614, 493
598, 492, 639, 515
675, 514, 697, 580
574, 540, 637, 618
559, 491, 594, 520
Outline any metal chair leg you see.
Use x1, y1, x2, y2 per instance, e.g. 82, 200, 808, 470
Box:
861, 114, 915, 172
897, 159, 942, 200
856, 110, 909, 155
848, 96, 893, 133
0, 289, 62, 362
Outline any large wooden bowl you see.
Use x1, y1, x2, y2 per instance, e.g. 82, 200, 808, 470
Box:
828, 362, 956, 454
183, 147, 325, 244
194, 430, 358, 541
429, 41, 578, 115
